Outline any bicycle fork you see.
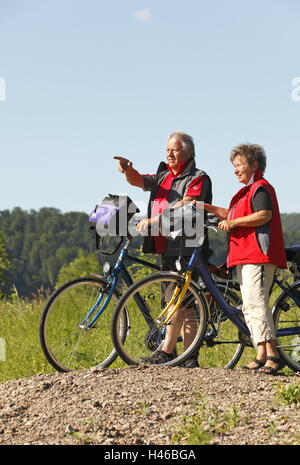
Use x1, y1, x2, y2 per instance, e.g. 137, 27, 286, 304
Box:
155, 271, 192, 326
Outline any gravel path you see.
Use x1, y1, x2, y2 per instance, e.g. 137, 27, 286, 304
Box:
0, 366, 299, 446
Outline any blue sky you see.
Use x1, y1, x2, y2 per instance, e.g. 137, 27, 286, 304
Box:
0, 0, 299, 217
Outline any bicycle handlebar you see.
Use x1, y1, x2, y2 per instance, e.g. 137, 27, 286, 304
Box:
205, 213, 220, 231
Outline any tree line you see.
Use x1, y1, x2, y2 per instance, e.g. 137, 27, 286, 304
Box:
0, 207, 299, 298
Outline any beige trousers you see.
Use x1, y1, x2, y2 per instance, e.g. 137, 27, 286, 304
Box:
236, 263, 277, 347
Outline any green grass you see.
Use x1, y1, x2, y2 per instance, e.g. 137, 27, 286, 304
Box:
0, 270, 298, 382
275, 383, 300, 405
0, 290, 127, 382
0, 292, 54, 382
171, 392, 246, 445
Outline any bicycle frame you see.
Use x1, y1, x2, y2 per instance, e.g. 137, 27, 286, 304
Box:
188, 247, 250, 335
80, 237, 160, 328
169, 246, 300, 340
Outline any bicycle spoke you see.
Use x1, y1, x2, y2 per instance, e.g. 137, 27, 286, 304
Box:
40, 277, 120, 371
273, 281, 300, 372
111, 273, 208, 366
198, 286, 245, 368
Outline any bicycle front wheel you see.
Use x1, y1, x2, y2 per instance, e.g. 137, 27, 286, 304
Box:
39, 276, 122, 372
273, 280, 300, 372
111, 272, 208, 367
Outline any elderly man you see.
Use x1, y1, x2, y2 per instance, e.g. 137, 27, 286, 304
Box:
114, 131, 212, 367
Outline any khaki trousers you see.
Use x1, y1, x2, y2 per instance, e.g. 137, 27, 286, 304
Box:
236, 263, 277, 347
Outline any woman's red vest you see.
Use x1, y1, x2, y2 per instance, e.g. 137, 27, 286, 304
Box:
227, 170, 287, 269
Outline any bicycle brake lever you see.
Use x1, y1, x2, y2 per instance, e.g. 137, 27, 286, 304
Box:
207, 225, 218, 233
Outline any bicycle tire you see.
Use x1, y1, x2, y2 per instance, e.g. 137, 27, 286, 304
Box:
272, 280, 300, 372
111, 272, 208, 367
39, 276, 125, 372
200, 285, 245, 369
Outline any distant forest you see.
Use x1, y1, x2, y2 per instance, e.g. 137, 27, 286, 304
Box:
0, 207, 300, 297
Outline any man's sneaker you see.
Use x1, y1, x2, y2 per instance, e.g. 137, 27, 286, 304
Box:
179, 354, 199, 368
139, 349, 175, 365
181, 357, 199, 368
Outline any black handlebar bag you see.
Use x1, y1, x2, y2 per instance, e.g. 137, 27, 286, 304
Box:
160, 203, 205, 247
89, 194, 140, 239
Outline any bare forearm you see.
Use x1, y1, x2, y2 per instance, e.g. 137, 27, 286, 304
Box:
230, 210, 272, 228
171, 197, 197, 209
124, 167, 144, 188
204, 203, 228, 220
218, 210, 272, 232
114, 156, 144, 188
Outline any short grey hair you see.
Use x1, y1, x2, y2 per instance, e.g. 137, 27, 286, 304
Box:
167, 131, 195, 158
230, 143, 267, 174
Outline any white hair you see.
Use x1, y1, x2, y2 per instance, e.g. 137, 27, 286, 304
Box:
167, 131, 195, 158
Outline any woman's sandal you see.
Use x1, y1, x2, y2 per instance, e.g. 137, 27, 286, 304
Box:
242, 358, 265, 370
257, 356, 282, 375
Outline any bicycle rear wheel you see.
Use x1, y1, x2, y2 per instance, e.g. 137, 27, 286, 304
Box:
39, 276, 123, 372
111, 272, 208, 367
200, 285, 245, 369
273, 280, 300, 372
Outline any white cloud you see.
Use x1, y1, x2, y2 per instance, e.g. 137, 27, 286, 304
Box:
132, 9, 151, 21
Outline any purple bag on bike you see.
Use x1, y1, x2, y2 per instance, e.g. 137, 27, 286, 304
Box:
89, 194, 140, 237
89, 204, 119, 226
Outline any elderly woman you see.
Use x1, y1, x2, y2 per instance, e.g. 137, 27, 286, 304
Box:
205, 143, 286, 374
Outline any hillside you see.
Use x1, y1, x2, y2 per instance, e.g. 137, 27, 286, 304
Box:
0, 366, 299, 446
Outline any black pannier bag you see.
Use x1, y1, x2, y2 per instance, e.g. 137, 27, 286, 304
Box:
159, 202, 205, 247
89, 194, 140, 241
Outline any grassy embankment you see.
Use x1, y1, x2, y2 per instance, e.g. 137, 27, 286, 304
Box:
0, 278, 297, 383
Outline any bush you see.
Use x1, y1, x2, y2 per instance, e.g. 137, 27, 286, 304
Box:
56, 250, 101, 287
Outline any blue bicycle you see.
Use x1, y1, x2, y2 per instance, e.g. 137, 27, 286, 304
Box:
39, 235, 160, 372
111, 218, 300, 371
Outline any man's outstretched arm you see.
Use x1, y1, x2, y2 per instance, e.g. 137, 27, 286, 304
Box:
114, 156, 144, 188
